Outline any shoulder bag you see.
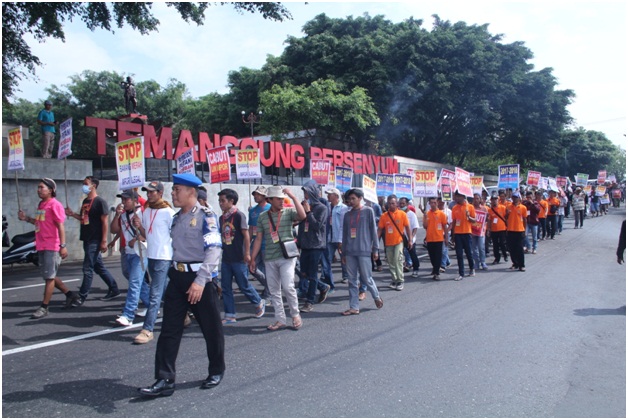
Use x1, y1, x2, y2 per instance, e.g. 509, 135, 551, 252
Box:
267, 211, 299, 259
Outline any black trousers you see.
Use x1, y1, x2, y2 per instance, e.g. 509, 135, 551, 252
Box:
506, 231, 525, 269
155, 267, 225, 381
491, 230, 509, 262
407, 243, 420, 270
426, 241, 443, 275
547, 215, 557, 239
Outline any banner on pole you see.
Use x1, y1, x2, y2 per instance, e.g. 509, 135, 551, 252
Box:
498, 164, 520, 189
115, 136, 146, 190
576, 173, 589, 186
471, 209, 487, 237
597, 170, 607, 184
206, 145, 231, 184
7, 127, 25, 171
596, 185, 606, 196
547, 177, 559, 192
470, 176, 484, 195
440, 177, 452, 201
235, 149, 262, 179
413, 169, 438, 197
335, 166, 353, 193
438, 168, 456, 193
310, 159, 332, 186
57, 118, 73, 160
539, 177, 549, 190
556, 176, 568, 188
176, 148, 196, 175
363, 175, 378, 204
376, 173, 394, 198
455, 167, 473, 197
527, 171, 541, 186
394, 174, 413, 199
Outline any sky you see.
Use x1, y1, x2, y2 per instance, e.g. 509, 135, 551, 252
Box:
14, 1, 627, 149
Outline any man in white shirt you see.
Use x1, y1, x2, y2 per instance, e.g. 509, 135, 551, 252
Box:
399, 197, 420, 277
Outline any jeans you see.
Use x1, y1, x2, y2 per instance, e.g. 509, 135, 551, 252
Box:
385, 243, 405, 283
79, 240, 119, 299
345, 255, 380, 310
557, 215, 564, 233
221, 261, 261, 318
250, 240, 269, 299
547, 215, 557, 239
121, 252, 150, 321
143, 259, 170, 332
403, 243, 420, 270
524, 224, 538, 251
454, 233, 474, 276
266, 257, 299, 325
471, 235, 486, 269
322, 242, 345, 290
574, 210, 584, 228
441, 240, 450, 268
301, 249, 327, 304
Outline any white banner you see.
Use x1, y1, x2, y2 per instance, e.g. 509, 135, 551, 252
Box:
57, 118, 73, 159
115, 136, 146, 190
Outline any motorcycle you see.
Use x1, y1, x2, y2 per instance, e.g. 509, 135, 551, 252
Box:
2, 216, 38, 266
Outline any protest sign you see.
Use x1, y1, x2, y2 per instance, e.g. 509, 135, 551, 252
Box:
527, 171, 541, 186
376, 173, 395, 198
576, 173, 589, 186
206, 145, 231, 184
601, 194, 610, 205
471, 209, 487, 237
7, 127, 25, 171
438, 168, 456, 192
597, 170, 607, 184
547, 177, 559, 192
235, 149, 262, 179
596, 185, 606, 196
440, 177, 452, 201
612, 189, 622, 199
394, 174, 413, 199
556, 176, 568, 188
583, 185, 592, 195
116, 136, 146, 190
608, 174, 617, 183
176, 148, 196, 175
470, 176, 484, 195
413, 169, 438, 197
335, 166, 353, 192
539, 177, 549, 190
498, 164, 519, 189
363, 175, 378, 203
57, 118, 73, 160
455, 167, 473, 197
310, 159, 331, 186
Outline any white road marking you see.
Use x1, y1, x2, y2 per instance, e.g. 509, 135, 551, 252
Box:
2, 278, 81, 292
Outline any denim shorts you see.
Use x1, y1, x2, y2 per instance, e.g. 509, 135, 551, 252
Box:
39, 250, 61, 280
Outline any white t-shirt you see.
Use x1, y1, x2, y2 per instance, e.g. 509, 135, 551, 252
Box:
141, 206, 176, 260
405, 209, 420, 243
120, 210, 142, 255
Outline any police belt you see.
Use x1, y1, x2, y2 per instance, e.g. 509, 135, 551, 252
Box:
173, 261, 202, 272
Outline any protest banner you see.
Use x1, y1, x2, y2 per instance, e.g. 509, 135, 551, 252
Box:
310, 159, 331, 186
413, 169, 438, 197
608, 174, 617, 183
115, 136, 146, 190
498, 164, 520, 189
539, 177, 549, 190
601, 193, 610, 205
597, 170, 607, 184
440, 177, 452, 201
206, 145, 231, 184
612, 189, 622, 199
470, 176, 484, 195
583, 185, 592, 195
556, 176, 568, 188
57, 118, 73, 160
527, 170, 541, 186
394, 174, 413, 199
438, 168, 456, 192
576, 173, 589, 186
406, 168, 415, 192
376, 173, 394, 198
328, 170, 336, 189
7, 127, 25, 171
176, 148, 196, 175
596, 185, 606, 196
363, 175, 378, 203
235, 148, 262, 180
547, 177, 559, 192
335, 166, 353, 193
471, 209, 487, 237
455, 167, 473, 197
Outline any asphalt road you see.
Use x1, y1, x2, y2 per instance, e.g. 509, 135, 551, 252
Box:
2, 208, 626, 418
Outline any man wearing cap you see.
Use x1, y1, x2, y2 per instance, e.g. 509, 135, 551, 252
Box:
18, 178, 79, 318
110, 190, 149, 327
248, 186, 271, 301
487, 195, 509, 264
139, 173, 224, 397
37, 100, 57, 158
324, 187, 349, 290
197, 187, 209, 207
506, 193, 527, 271
131, 181, 176, 344
65, 176, 120, 305
249, 186, 306, 331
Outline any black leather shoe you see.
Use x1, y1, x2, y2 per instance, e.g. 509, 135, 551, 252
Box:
200, 374, 223, 389
138, 379, 175, 397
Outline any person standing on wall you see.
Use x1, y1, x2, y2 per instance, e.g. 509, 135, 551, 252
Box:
37, 100, 57, 159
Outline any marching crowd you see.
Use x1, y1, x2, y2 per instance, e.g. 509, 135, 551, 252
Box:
16, 174, 623, 397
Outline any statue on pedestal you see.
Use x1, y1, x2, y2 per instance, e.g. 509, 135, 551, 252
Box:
120, 76, 138, 114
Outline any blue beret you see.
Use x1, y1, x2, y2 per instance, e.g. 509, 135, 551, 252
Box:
172, 173, 202, 187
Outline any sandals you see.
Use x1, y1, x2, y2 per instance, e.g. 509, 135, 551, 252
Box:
267, 321, 287, 331
221, 318, 237, 325
292, 315, 302, 330
341, 309, 360, 316
375, 298, 384, 309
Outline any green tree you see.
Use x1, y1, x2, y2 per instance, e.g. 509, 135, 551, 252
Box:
556, 128, 625, 180
2, 2, 292, 105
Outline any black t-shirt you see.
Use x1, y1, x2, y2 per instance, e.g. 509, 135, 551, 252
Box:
79, 196, 109, 242
219, 210, 247, 263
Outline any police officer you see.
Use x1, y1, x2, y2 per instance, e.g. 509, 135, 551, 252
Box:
139, 174, 224, 397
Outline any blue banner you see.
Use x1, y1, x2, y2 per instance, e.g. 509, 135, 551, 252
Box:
335, 166, 353, 193
498, 164, 520, 189
376, 173, 394, 198
394, 174, 413, 199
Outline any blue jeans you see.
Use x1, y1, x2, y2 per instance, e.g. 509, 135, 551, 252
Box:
320, 242, 337, 290
524, 224, 538, 251
79, 240, 119, 299
441, 241, 450, 268
143, 259, 170, 332
454, 233, 474, 276
121, 252, 149, 321
250, 240, 269, 299
471, 235, 486, 268
301, 249, 327, 304
345, 256, 379, 310
221, 261, 261, 319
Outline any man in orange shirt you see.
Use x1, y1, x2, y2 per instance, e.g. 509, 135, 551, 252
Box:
487, 195, 509, 264
451, 192, 476, 281
535, 191, 548, 241
423, 197, 449, 280
377, 194, 412, 291
506, 192, 527, 272
546, 190, 560, 240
